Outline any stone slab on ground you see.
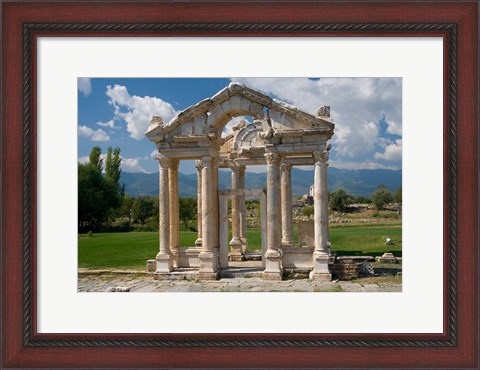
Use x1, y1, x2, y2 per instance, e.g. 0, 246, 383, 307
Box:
78, 273, 401, 293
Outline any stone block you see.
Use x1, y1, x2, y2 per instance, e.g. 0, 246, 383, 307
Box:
375, 252, 398, 264
155, 252, 174, 273
146, 259, 157, 272
196, 272, 219, 281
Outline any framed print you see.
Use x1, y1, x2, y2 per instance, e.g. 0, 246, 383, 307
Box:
1, 1, 478, 369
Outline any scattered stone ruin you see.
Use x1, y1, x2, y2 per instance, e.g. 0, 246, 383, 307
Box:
145, 83, 335, 281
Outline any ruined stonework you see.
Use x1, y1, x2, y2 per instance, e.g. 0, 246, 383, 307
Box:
145, 83, 335, 281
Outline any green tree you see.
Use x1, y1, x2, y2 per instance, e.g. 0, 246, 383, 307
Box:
105, 146, 124, 209
106, 147, 122, 188
394, 186, 402, 203
371, 185, 393, 210
119, 195, 135, 222
89, 146, 103, 173
78, 162, 116, 231
179, 197, 197, 230
131, 196, 157, 224
302, 205, 314, 217
329, 188, 353, 211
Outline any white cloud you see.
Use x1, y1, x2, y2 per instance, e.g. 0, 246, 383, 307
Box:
78, 153, 148, 173
121, 157, 149, 173
78, 78, 92, 97
106, 84, 177, 140
96, 119, 115, 129
385, 118, 402, 135
78, 156, 89, 164
333, 121, 379, 158
230, 77, 402, 159
374, 139, 402, 161
78, 125, 110, 141
329, 159, 400, 170
222, 116, 247, 137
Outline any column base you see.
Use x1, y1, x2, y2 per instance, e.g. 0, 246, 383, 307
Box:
155, 252, 173, 273
281, 240, 294, 248
262, 271, 283, 281
262, 249, 283, 280
241, 238, 249, 254
229, 238, 245, 260
198, 250, 220, 274
309, 272, 332, 281
310, 251, 332, 281
195, 237, 202, 247
196, 272, 219, 281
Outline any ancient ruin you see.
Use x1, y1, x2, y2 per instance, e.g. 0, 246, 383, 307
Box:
145, 83, 334, 281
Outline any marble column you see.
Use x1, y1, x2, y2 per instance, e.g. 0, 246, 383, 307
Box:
262, 152, 282, 280
195, 160, 203, 247
155, 157, 173, 275
197, 156, 219, 280
280, 162, 294, 247
310, 150, 332, 281
168, 159, 179, 257
239, 165, 248, 253
212, 157, 219, 251
229, 163, 244, 260
260, 190, 267, 269
219, 193, 229, 269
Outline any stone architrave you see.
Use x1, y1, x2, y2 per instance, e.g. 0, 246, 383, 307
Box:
280, 162, 294, 247
229, 163, 244, 260
310, 150, 332, 281
195, 160, 203, 247
262, 152, 283, 280
155, 157, 173, 275
197, 156, 219, 280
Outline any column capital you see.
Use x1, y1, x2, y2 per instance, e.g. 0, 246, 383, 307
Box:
200, 155, 213, 168
157, 157, 172, 169
229, 161, 241, 174
313, 150, 329, 165
265, 152, 281, 166
280, 162, 292, 172
195, 159, 204, 171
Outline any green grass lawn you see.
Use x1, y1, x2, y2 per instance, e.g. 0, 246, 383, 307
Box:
78, 224, 401, 270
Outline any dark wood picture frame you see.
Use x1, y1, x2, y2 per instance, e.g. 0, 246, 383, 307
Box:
1, 1, 478, 368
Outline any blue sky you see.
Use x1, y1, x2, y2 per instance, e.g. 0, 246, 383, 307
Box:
78, 78, 402, 174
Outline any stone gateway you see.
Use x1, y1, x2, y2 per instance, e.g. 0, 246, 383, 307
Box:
145, 83, 335, 281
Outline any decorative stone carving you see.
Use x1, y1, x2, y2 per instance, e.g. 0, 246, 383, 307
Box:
315, 105, 330, 118
264, 152, 281, 166
313, 149, 329, 164
145, 83, 334, 282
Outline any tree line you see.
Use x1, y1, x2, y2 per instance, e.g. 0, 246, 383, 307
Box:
79, 147, 402, 233
78, 147, 197, 233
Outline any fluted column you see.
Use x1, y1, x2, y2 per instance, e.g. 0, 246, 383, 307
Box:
262, 152, 282, 280
211, 156, 220, 251
310, 149, 331, 281
195, 160, 203, 247
229, 163, 244, 260
201, 156, 213, 253
155, 157, 173, 275
197, 155, 219, 280
280, 162, 293, 247
168, 159, 179, 253
239, 165, 248, 253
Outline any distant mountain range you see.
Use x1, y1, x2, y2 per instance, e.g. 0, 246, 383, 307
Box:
121, 168, 401, 198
